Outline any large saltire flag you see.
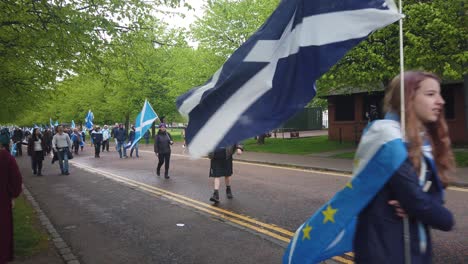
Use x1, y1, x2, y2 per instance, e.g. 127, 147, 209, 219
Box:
284, 119, 407, 263
128, 99, 158, 150
85, 110, 94, 130
71, 120, 76, 129
176, 0, 402, 157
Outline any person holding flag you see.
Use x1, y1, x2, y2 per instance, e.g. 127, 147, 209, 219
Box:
352, 71, 455, 263
283, 71, 455, 264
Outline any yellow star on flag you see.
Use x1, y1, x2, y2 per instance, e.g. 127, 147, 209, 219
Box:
322, 204, 338, 224
346, 181, 353, 189
302, 224, 312, 240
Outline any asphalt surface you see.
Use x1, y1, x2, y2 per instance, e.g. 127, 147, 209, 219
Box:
17, 144, 468, 264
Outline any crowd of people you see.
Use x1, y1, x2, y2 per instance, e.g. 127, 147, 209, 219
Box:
0, 71, 457, 264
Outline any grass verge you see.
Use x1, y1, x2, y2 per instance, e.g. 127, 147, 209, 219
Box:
13, 194, 49, 258
243, 136, 355, 155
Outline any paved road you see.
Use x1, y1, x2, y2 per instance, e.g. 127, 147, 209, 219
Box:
18, 145, 468, 263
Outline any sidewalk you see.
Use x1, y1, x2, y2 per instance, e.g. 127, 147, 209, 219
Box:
233, 149, 468, 188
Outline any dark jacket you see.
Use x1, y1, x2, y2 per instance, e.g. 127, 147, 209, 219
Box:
128, 130, 136, 143
91, 131, 103, 144
115, 128, 127, 142
354, 158, 454, 264
12, 129, 23, 142
154, 131, 173, 154
208, 144, 243, 177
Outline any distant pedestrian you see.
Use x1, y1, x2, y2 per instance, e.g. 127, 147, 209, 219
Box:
115, 124, 128, 158
154, 123, 173, 178
143, 130, 151, 145
129, 125, 139, 158
101, 125, 111, 152
208, 144, 243, 204
12, 127, 23, 156
52, 125, 72, 175
43, 128, 53, 155
27, 128, 46, 176
81, 130, 86, 151
71, 129, 82, 155
0, 128, 23, 264
91, 126, 103, 158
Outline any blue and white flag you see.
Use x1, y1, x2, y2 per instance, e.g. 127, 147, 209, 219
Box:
54, 120, 59, 126
284, 119, 407, 263
50, 118, 54, 128
129, 100, 158, 150
176, 0, 401, 157
85, 110, 94, 130
71, 120, 76, 129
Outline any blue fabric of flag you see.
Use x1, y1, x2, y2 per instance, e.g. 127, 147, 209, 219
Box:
284, 119, 408, 263
176, 0, 401, 157
85, 110, 94, 129
129, 100, 158, 150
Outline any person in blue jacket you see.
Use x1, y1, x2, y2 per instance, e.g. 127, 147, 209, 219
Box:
353, 71, 455, 263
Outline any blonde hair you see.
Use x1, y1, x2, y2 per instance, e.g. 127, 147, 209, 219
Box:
384, 71, 455, 186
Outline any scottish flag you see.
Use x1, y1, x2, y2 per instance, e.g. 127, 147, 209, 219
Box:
50, 118, 54, 128
129, 100, 158, 150
176, 0, 401, 157
284, 119, 407, 263
85, 110, 94, 130
54, 120, 59, 126
71, 120, 76, 129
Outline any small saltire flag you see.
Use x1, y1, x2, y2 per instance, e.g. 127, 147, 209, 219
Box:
176, 0, 401, 157
129, 100, 158, 150
284, 119, 408, 263
71, 120, 76, 129
85, 110, 94, 129
54, 120, 59, 126
50, 118, 54, 128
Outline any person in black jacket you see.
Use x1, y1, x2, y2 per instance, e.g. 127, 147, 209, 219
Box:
353, 71, 455, 263
12, 128, 23, 156
154, 123, 173, 179
208, 144, 243, 204
91, 126, 103, 158
27, 128, 46, 176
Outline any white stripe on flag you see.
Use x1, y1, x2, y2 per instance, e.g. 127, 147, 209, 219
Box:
188, 7, 401, 157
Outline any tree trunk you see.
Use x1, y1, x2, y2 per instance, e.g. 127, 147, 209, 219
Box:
257, 134, 266, 145
125, 112, 130, 136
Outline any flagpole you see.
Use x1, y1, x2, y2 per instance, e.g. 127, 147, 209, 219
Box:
398, 1, 411, 264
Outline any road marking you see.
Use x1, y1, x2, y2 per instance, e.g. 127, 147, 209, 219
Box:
70, 160, 353, 263
146, 150, 468, 192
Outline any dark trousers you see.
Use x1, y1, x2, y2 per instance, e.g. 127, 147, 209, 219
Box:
157, 153, 171, 175
94, 143, 101, 157
16, 141, 22, 156
102, 140, 109, 151
73, 141, 80, 154
31, 152, 43, 174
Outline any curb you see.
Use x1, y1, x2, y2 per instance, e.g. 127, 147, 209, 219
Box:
234, 158, 468, 188
23, 187, 81, 264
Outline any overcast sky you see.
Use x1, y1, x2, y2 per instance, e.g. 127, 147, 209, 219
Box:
159, 0, 206, 29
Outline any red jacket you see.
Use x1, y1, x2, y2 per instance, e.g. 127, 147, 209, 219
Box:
0, 149, 23, 263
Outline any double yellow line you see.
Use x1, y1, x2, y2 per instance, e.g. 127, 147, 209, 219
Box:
70, 161, 354, 263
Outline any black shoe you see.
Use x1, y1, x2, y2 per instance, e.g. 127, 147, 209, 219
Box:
164, 173, 170, 179
156, 170, 160, 176
33, 171, 37, 175
210, 191, 220, 204
64, 172, 70, 175
226, 187, 233, 199
37, 172, 42, 176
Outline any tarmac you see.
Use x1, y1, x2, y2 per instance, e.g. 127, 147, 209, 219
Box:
12, 133, 468, 263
